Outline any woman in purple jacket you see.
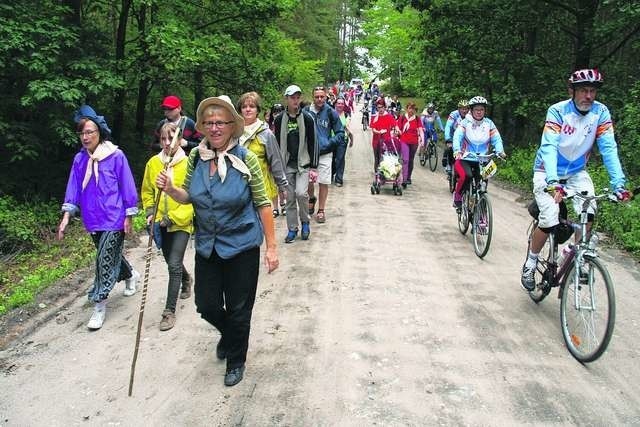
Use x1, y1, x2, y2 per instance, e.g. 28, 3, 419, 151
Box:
57, 105, 140, 330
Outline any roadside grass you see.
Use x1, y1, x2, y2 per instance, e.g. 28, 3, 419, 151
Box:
0, 220, 95, 316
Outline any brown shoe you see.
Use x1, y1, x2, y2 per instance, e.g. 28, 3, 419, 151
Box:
180, 276, 192, 299
316, 209, 326, 223
159, 310, 176, 331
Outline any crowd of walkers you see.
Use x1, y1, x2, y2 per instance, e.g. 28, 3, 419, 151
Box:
55, 67, 631, 387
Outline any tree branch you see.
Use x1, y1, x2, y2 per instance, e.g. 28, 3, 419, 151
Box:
596, 24, 640, 67
539, 0, 577, 16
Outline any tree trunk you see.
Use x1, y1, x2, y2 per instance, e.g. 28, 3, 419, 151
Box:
111, 0, 132, 143
573, 0, 599, 68
134, 2, 149, 144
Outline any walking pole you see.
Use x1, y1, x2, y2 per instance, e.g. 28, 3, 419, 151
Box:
128, 117, 187, 396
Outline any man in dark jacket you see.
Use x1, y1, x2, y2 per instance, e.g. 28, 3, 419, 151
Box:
273, 85, 319, 243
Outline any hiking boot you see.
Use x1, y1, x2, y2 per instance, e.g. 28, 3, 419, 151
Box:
180, 275, 192, 299
123, 269, 139, 297
87, 302, 107, 330
301, 222, 310, 240
285, 229, 298, 243
224, 365, 245, 386
159, 310, 176, 331
521, 265, 536, 291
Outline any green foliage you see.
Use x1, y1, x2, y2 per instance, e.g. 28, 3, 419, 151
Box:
497, 145, 537, 191
0, 196, 60, 253
0, 236, 95, 316
359, 0, 423, 94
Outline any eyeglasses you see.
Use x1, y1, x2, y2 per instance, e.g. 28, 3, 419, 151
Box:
162, 106, 177, 111
202, 120, 234, 129
314, 95, 326, 99
76, 130, 98, 137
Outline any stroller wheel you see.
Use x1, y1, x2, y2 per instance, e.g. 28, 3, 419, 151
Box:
375, 185, 380, 194
370, 185, 375, 195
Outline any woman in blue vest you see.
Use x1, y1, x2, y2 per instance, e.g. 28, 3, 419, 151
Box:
156, 95, 279, 387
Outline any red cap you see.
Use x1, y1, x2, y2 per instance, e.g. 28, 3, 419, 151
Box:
161, 95, 181, 109
375, 98, 386, 107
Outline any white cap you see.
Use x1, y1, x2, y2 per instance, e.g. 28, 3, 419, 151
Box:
284, 85, 302, 96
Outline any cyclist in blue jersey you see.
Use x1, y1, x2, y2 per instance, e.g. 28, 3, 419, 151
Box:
452, 96, 506, 208
420, 103, 444, 141
443, 99, 469, 170
521, 69, 630, 291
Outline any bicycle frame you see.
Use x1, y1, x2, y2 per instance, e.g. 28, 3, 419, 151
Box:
544, 191, 611, 294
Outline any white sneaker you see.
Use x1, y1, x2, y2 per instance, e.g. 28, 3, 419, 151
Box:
123, 269, 140, 296
87, 303, 107, 330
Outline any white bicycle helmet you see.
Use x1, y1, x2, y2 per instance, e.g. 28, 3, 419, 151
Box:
468, 96, 489, 107
569, 68, 603, 87
427, 102, 435, 109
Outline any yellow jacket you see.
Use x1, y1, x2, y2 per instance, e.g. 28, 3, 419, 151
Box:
141, 153, 194, 234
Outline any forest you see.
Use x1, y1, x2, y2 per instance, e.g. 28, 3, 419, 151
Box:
0, 0, 639, 312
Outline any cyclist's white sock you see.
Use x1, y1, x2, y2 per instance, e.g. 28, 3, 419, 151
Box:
525, 251, 538, 269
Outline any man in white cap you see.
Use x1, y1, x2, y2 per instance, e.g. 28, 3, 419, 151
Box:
273, 85, 319, 243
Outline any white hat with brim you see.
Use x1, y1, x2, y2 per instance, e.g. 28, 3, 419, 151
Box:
284, 85, 302, 96
195, 95, 245, 138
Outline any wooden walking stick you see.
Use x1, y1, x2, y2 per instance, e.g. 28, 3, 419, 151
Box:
128, 117, 187, 396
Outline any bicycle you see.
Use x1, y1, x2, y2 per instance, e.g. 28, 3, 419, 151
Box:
524, 188, 630, 363
456, 153, 499, 258
419, 128, 438, 171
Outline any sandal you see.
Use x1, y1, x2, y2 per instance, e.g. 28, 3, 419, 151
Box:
272, 209, 279, 218
308, 196, 317, 215
316, 209, 326, 223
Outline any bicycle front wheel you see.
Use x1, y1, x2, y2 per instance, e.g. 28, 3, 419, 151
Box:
428, 142, 438, 171
472, 194, 493, 258
560, 256, 615, 363
457, 191, 470, 235
419, 146, 427, 166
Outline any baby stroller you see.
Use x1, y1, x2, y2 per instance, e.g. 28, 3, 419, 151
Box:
371, 137, 403, 195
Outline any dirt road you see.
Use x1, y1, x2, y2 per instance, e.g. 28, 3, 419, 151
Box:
2, 106, 640, 426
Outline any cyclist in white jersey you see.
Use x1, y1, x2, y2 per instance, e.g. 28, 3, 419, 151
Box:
521, 68, 630, 291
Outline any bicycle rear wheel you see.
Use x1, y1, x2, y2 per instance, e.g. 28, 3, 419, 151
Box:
428, 142, 438, 171
560, 256, 615, 363
362, 118, 368, 131
527, 225, 554, 303
457, 191, 470, 235
472, 194, 493, 258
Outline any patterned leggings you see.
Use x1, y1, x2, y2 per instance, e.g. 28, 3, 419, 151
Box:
88, 231, 133, 302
